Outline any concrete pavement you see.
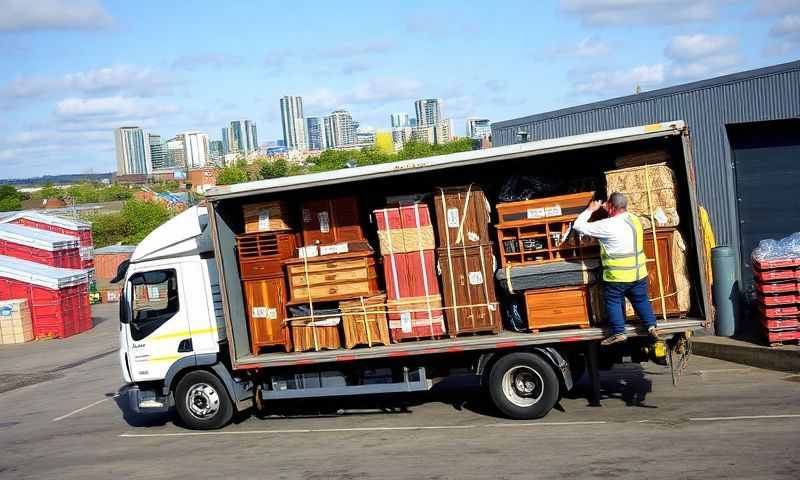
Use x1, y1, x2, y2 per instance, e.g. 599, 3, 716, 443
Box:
1, 304, 799, 479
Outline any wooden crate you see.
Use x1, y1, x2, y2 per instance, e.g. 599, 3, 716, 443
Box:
243, 201, 292, 233
433, 185, 491, 247
236, 232, 298, 279
0, 299, 33, 345
437, 243, 501, 336
300, 197, 364, 246
289, 317, 342, 352
524, 285, 591, 331
284, 251, 380, 303
339, 294, 391, 348
242, 276, 292, 353
496, 192, 599, 267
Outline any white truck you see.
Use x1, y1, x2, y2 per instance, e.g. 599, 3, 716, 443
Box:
118, 121, 709, 429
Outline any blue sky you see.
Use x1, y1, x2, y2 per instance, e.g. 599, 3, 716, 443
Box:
1, 0, 799, 178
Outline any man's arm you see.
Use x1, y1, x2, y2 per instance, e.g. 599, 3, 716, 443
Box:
573, 208, 615, 240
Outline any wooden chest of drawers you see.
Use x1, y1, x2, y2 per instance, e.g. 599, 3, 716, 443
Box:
284, 251, 380, 303
236, 232, 298, 280
524, 285, 592, 331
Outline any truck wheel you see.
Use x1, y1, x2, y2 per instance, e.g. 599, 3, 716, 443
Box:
175, 370, 233, 430
488, 352, 559, 420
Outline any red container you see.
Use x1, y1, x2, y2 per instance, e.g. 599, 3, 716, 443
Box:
80, 246, 95, 270
761, 316, 800, 330
754, 267, 800, 282
0, 224, 81, 269
0, 256, 90, 338
756, 281, 800, 294
375, 203, 445, 341
5, 212, 93, 247
763, 327, 800, 344
757, 291, 799, 306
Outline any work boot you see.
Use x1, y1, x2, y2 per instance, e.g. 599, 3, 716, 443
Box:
648, 326, 661, 341
601, 333, 627, 346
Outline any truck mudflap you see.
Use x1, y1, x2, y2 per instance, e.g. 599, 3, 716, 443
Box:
125, 384, 171, 414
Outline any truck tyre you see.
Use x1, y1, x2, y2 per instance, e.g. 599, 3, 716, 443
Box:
488, 352, 559, 420
175, 370, 233, 430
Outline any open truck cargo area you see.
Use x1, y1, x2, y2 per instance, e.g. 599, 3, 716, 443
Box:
119, 121, 708, 429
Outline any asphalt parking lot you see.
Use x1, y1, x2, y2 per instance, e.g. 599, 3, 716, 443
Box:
1, 303, 799, 479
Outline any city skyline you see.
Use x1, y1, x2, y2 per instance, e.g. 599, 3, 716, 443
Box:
2, 1, 798, 178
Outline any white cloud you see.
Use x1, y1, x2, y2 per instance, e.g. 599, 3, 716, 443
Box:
560, 0, 720, 25
303, 77, 423, 112
754, 0, 800, 16
0, 0, 113, 32
572, 64, 666, 95
771, 14, 800, 38
664, 34, 741, 79
172, 53, 245, 70
54, 96, 180, 119
550, 36, 610, 58
1, 65, 173, 100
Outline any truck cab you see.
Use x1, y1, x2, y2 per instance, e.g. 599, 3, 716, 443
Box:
119, 206, 251, 428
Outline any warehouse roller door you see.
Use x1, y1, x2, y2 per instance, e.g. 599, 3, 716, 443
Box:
728, 119, 800, 297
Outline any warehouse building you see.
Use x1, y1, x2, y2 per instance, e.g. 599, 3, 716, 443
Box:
492, 60, 800, 297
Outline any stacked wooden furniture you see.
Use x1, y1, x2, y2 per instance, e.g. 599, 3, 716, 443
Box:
237, 231, 298, 354
284, 251, 380, 304
300, 196, 364, 246
434, 185, 501, 336
287, 305, 343, 352
340, 294, 391, 349
495, 191, 598, 267
374, 203, 445, 341
495, 192, 599, 332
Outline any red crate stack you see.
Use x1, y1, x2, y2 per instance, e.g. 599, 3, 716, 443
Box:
0, 255, 91, 338
0, 224, 82, 269
374, 204, 446, 341
753, 257, 800, 345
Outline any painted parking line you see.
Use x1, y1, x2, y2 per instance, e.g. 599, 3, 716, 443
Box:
52, 394, 120, 422
689, 414, 800, 422
119, 421, 608, 438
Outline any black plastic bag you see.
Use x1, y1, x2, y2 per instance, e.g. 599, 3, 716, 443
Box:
502, 295, 528, 332
497, 176, 563, 202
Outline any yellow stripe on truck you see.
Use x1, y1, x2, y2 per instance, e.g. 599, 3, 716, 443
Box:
148, 327, 216, 342
147, 354, 187, 363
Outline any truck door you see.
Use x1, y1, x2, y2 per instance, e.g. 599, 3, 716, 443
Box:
123, 267, 193, 382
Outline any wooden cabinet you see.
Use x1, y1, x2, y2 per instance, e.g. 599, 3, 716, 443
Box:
626, 228, 688, 318
236, 232, 298, 280
284, 251, 379, 303
243, 201, 292, 233
495, 192, 599, 267
242, 276, 292, 353
525, 285, 592, 331
433, 185, 492, 247
300, 197, 364, 246
437, 243, 501, 336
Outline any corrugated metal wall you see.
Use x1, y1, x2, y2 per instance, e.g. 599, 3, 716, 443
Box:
492, 63, 800, 277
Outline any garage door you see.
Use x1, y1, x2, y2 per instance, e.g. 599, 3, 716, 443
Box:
728, 119, 800, 297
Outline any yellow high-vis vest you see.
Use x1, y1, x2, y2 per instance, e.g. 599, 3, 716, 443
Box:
600, 213, 648, 283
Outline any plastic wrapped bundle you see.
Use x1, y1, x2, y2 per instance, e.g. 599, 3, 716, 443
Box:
779, 232, 800, 258
752, 233, 800, 262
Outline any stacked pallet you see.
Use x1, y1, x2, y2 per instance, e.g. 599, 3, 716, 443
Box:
753, 257, 800, 346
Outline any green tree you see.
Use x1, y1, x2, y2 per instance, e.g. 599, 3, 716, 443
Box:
85, 199, 175, 247
258, 158, 290, 179
216, 164, 249, 185
38, 182, 62, 200
0, 185, 22, 212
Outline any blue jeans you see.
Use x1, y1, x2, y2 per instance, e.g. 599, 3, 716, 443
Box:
603, 278, 657, 335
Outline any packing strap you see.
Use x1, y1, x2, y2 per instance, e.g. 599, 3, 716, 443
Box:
301, 254, 320, 351
454, 183, 474, 245
439, 188, 460, 332
644, 164, 668, 322
413, 204, 436, 336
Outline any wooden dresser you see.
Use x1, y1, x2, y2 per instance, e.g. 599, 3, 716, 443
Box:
284, 251, 380, 304
524, 285, 592, 331
236, 232, 298, 354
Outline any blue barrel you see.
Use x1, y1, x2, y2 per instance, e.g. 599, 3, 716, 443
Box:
711, 246, 739, 337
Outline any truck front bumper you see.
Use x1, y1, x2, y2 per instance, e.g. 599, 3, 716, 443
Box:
125, 384, 172, 414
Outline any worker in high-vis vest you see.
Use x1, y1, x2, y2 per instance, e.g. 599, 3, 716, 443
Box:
574, 192, 659, 346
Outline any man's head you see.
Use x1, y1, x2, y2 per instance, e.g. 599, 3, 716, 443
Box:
605, 192, 628, 217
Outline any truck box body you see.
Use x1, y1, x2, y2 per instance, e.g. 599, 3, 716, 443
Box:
204, 121, 709, 370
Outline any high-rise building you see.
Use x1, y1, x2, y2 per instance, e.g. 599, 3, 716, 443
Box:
166, 137, 186, 168
209, 140, 224, 165
434, 119, 454, 144
356, 128, 375, 147
114, 127, 149, 175
411, 124, 436, 144
466, 118, 491, 139
229, 120, 258, 156
221, 127, 230, 154
391, 127, 413, 150
305, 116, 327, 151
325, 110, 356, 148
280, 96, 307, 150
390, 112, 409, 128
414, 99, 442, 126
175, 131, 209, 169
147, 133, 168, 170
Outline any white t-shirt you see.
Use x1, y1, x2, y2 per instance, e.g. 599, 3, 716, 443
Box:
573, 210, 636, 256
